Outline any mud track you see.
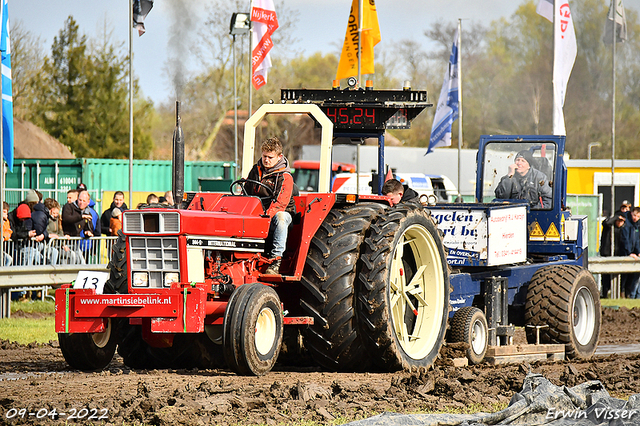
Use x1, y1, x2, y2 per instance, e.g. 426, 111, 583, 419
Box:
1, 307, 640, 425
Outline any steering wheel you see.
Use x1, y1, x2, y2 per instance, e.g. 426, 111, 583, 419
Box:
230, 178, 275, 199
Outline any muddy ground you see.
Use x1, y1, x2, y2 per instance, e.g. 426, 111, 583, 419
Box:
1, 307, 640, 426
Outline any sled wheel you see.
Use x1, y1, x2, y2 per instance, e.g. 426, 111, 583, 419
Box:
525, 264, 601, 358
103, 230, 128, 294
450, 306, 488, 364
223, 283, 283, 376
59, 318, 117, 371
300, 203, 385, 371
358, 204, 450, 370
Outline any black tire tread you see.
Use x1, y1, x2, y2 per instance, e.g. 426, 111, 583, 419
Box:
524, 264, 601, 358
300, 203, 385, 371
449, 306, 488, 364
357, 204, 450, 370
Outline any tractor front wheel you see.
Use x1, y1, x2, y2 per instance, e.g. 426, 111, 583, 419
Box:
59, 318, 117, 371
525, 264, 601, 358
223, 283, 283, 376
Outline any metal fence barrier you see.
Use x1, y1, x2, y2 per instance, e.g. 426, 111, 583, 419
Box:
0, 236, 115, 318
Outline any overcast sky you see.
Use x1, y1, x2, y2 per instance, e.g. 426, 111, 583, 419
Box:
12, 0, 640, 105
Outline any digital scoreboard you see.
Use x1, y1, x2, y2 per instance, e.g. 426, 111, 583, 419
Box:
280, 87, 431, 132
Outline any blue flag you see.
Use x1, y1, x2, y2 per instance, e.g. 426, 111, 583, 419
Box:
0, 0, 12, 171
428, 28, 459, 154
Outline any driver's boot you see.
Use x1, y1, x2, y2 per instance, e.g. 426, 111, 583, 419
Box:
265, 258, 281, 275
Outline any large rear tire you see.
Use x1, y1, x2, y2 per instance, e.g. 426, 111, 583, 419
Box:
300, 203, 384, 371
59, 318, 117, 371
357, 204, 450, 370
223, 283, 283, 376
525, 264, 601, 359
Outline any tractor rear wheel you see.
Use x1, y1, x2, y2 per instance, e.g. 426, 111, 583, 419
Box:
357, 204, 450, 370
103, 230, 127, 294
525, 264, 601, 358
59, 318, 117, 371
223, 283, 283, 376
449, 306, 488, 364
300, 203, 385, 371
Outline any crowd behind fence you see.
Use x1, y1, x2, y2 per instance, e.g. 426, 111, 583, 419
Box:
2, 236, 116, 268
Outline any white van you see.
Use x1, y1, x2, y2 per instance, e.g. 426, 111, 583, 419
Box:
332, 172, 459, 203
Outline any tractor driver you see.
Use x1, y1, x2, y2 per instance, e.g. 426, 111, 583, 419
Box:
495, 150, 552, 209
246, 137, 296, 275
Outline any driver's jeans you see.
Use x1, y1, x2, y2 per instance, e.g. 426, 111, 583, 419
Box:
270, 211, 292, 258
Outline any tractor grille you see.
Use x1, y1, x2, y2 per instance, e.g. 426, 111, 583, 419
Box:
123, 211, 180, 234
129, 237, 179, 288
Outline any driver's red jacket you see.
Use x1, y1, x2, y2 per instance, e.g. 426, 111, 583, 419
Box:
246, 164, 295, 218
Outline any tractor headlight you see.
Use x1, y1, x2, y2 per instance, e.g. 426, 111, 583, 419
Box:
132, 272, 149, 287
164, 272, 180, 287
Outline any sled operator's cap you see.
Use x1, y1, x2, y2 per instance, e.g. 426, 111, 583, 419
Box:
515, 150, 535, 167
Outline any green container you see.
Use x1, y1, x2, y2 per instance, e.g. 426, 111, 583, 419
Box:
198, 178, 234, 192
3, 158, 234, 211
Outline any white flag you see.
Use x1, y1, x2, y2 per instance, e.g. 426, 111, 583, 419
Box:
428, 28, 459, 153
604, 0, 627, 43
251, 0, 278, 90
552, 1, 577, 136
536, 0, 553, 22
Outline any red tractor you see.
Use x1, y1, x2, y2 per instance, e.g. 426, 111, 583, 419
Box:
55, 87, 451, 375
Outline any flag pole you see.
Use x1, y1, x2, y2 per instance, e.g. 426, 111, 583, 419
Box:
128, 0, 134, 209
248, 0, 253, 128
457, 19, 463, 202
610, 0, 617, 255
357, 0, 363, 86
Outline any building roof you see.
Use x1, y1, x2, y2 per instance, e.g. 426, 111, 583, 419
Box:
14, 118, 74, 159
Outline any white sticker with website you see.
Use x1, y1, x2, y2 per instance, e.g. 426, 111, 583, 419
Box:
73, 271, 109, 294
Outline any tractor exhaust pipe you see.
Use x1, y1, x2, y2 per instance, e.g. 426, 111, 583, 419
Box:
172, 101, 185, 208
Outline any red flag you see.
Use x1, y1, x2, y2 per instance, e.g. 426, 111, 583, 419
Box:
385, 168, 394, 182
251, 0, 278, 90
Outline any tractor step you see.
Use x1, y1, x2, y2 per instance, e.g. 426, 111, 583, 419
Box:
485, 344, 565, 365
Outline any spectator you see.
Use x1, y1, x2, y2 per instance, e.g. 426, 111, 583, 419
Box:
147, 193, 159, 205
9, 203, 41, 265
136, 202, 146, 209
31, 196, 59, 265
45, 198, 81, 265
44, 198, 63, 238
2, 201, 12, 266
62, 190, 99, 263
382, 178, 420, 205
599, 211, 626, 298
3, 201, 12, 241
66, 189, 79, 206
164, 190, 174, 206
620, 200, 632, 214
100, 191, 128, 235
620, 206, 640, 298
110, 208, 123, 236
